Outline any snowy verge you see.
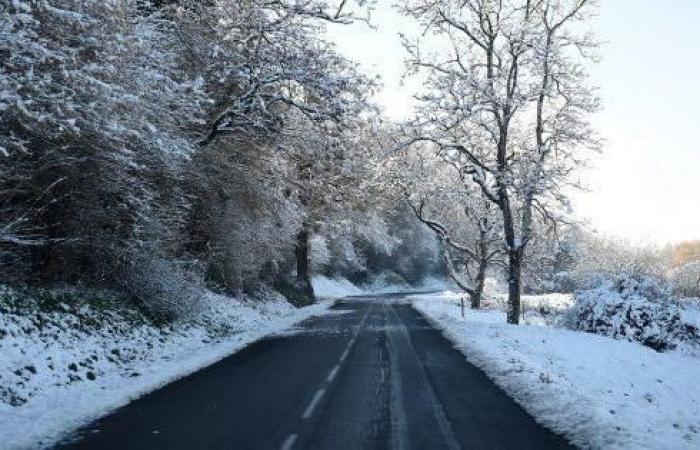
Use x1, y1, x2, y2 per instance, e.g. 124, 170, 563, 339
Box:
410, 291, 700, 450
0, 287, 331, 450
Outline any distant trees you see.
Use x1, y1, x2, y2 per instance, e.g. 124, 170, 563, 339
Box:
673, 241, 700, 267
399, 0, 601, 323
574, 235, 671, 282
309, 121, 443, 287
521, 229, 700, 301
671, 262, 700, 298
383, 147, 502, 308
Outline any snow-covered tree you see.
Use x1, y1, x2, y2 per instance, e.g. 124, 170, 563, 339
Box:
0, 0, 384, 312
399, 0, 601, 323
1, 1, 206, 285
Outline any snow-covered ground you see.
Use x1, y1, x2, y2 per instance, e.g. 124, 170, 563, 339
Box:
311, 274, 450, 299
0, 287, 330, 450
410, 291, 700, 450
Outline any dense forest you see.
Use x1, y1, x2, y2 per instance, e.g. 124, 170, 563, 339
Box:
0, 0, 445, 319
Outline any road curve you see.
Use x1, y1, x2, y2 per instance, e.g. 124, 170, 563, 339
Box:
55, 295, 573, 450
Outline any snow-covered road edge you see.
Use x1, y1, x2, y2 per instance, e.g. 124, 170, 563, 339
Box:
410, 292, 700, 450
0, 300, 331, 450
410, 300, 593, 449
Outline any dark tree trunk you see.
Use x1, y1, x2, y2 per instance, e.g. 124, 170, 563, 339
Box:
295, 223, 314, 299
506, 249, 522, 324
470, 226, 491, 309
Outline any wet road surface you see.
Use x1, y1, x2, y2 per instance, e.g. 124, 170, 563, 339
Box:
56, 295, 573, 450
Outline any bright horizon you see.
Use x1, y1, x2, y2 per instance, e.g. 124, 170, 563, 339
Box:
328, 0, 700, 246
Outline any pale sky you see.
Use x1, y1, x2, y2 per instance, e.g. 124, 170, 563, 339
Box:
328, 0, 700, 245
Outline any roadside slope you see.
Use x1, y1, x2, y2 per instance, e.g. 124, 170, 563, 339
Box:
0, 287, 330, 450
411, 292, 700, 450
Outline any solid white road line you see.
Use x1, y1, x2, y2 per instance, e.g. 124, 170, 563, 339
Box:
280, 434, 298, 450
302, 388, 326, 419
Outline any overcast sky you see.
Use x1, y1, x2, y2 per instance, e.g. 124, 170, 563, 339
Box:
328, 0, 700, 245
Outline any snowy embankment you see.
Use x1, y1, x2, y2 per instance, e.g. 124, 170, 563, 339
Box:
410, 291, 700, 450
0, 287, 330, 450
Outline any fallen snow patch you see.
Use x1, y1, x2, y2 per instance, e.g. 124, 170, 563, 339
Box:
311, 275, 364, 299
410, 291, 700, 450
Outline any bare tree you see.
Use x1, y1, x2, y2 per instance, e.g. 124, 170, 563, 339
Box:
381, 145, 503, 308
399, 0, 600, 323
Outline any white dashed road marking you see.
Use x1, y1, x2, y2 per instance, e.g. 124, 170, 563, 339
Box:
326, 364, 340, 383
280, 433, 298, 450
285, 302, 375, 448
302, 388, 326, 419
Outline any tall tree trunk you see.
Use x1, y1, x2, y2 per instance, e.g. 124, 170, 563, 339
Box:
295, 223, 314, 299
498, 189, 522, 324
506, 249, 522, 324
496, 122, 522, 324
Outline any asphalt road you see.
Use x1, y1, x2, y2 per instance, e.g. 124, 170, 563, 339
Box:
55, 295, 573, 450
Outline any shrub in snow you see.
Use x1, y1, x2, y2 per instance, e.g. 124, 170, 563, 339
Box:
120, 257, 205, 322
562, 276, 698, 352
549, 271, 579, 293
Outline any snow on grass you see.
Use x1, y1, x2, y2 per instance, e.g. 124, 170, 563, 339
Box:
410, 291, 700, 450
486, 291, 574, 326
0, 286, 331, 450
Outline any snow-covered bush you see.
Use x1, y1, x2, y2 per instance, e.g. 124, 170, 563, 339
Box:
562, 276, 699, 352
0, 0, 205, 283
120, 256, 206, 322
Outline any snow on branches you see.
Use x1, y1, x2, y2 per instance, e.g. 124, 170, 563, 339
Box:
398, 0, 601, 323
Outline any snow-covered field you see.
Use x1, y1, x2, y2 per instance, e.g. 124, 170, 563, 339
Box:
410, 291, 700, 450
0, 287, 330, 450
